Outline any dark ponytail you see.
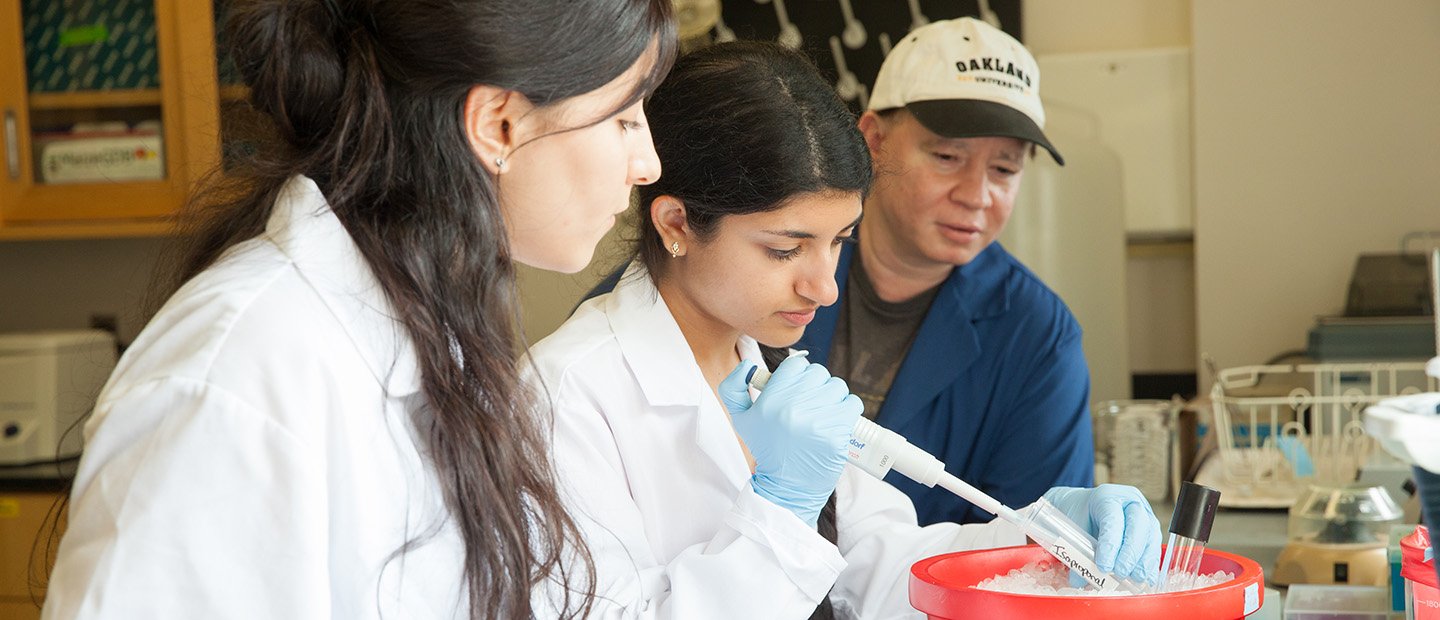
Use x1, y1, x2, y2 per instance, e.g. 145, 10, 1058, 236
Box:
180, 2, 676, 619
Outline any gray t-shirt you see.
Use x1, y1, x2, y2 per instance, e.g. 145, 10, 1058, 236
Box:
828, 256, 941, 420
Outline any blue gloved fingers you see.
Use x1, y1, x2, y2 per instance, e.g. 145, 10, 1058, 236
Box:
793, 359, 832, 391
1043, 484, 1161, 588
729, 353, 860, 527
1066, 569, 1090, 589
1137, 503, 1163, 586
816, 377, 861, 419
1130, 520, 1163, 587
1042, 487, 1087, 515
815, 393, 863, 453
718, 360, 759, 414
1136, 495, 1162, 585
832, 393, 864, 434
765, 352, 813, 387
1090, 496, 1123, 574
1110, 500, 1156, 580
748, 475, 823, 527
822, 374, 859, 399
812, 375, 852, 407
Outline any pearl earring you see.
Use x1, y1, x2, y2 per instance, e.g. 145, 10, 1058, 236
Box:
669, 241, 680, 258
494, 156, 506, 171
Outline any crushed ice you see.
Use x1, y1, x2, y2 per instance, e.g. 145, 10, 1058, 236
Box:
974, 559, 1235, 597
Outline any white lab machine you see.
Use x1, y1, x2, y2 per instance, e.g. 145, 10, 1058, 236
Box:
0, 330, 117, 465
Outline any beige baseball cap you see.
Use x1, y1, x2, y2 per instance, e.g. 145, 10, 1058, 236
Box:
869, 17, 1063, 165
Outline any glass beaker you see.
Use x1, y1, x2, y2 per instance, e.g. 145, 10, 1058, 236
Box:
1091, 399, 1177, 501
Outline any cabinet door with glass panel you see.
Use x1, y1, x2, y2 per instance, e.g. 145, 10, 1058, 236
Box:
0, 0, 221, 238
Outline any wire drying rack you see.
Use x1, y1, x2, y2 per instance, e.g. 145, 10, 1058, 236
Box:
1205, 361, 1438, 507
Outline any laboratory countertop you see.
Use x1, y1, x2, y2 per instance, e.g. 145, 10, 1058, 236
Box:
0, 458, 76, 493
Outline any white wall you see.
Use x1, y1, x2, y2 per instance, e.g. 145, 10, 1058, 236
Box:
1192, 0, 1440, 383
1002, 123, 1130, 402
515, 224, 634, 343
0, 237, 165, 344
1023, 0, 1190, 55
1025, 0, 1197, 381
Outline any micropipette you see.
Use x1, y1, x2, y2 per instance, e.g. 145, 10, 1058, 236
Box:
748, 361, 1150, 594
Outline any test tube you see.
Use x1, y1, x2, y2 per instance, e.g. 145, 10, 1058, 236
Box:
1018, 497, 1151, 594
1159, 482, 1222, 591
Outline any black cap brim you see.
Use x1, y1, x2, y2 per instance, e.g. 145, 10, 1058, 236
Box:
905, 99, 1064, 166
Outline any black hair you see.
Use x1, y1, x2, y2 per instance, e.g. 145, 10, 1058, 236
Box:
634, 40, 871, 277
163, 2, 675, 619
636, 41, 868, 620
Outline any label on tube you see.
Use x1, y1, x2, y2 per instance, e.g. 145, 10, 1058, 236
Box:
1046, 542, 1120, 592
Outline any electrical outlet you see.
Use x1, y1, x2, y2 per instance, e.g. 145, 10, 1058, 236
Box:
89, 313, 124, 356
89, 313, 118, 338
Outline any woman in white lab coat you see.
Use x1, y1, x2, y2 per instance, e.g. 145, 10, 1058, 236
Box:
42, 2, 676, 619
526, 42, 1162, 618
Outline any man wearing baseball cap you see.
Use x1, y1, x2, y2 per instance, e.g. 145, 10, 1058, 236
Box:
795, 17, 1095, 526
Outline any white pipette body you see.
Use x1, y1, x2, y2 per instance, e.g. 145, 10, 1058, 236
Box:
749, 360, 1147, 593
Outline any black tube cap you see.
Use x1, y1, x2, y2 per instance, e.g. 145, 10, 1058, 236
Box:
1169, 482, 1222, 542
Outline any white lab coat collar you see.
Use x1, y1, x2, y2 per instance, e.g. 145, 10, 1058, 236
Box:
263, 176, 422, 396
600, 263, 763, 488
604, 262, 764, 410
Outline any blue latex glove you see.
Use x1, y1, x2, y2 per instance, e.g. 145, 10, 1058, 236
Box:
1042, 484, 1162, 588
718, 355, 862, 527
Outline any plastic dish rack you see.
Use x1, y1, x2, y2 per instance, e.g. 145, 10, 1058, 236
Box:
1205, 362, 1437, 507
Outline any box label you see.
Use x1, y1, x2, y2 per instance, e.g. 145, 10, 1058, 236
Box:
41, 134, 165, 184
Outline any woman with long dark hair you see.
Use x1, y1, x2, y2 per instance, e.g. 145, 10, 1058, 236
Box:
526, 41, 1161, 617
42, 1, 675, 618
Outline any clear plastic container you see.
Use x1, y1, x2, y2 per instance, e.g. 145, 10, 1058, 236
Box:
1283, 584, 1389, 620
1288, 484, 1402, 545
1091, 400, 1174, 501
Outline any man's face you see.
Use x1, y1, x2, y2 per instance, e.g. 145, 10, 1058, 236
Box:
860, 110, 1028, 269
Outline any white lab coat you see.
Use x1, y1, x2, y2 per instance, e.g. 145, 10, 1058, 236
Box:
44, 177, 468, 619
525, 265, 1026, 619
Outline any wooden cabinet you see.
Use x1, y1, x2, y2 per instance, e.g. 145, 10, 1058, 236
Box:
0, 0, 223, 239
0, 491, 65, 619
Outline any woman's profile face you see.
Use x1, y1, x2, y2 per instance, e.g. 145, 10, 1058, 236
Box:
498, 52, 662, 274
666, 191, 862, 347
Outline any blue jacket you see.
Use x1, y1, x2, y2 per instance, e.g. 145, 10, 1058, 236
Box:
797, 242, 1095, 526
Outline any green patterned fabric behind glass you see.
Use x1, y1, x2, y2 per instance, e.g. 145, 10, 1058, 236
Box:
214, 1, 239, 85
23, 0, 160, 91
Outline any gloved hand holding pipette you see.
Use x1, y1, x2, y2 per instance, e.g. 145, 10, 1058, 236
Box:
719, 354, 863, 527
741, 351, 1162, 593
1043, 485, 1163, 588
